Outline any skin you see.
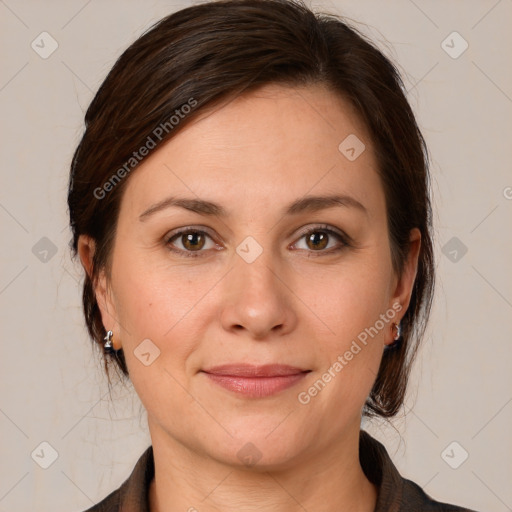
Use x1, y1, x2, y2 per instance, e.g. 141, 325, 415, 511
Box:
79, 83, 420, 512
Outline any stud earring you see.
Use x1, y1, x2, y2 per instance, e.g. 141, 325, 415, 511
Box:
103, 330, 114, 351
384, 322, 402, 351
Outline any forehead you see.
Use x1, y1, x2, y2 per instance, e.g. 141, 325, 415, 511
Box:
176, 82, 372, 164
119, 83, 383, 219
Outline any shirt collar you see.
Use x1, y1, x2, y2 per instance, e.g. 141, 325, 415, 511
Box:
360, 429, 404, 511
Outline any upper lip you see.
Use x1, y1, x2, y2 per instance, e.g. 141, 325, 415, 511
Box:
202, 364, 310, 377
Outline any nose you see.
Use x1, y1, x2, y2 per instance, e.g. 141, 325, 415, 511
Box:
219, 250, 298, 340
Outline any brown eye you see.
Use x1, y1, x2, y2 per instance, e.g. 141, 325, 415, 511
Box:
292, 226, 350, 256
181, 232, 206, 251
166, 229, 217, 257
305, 231, 329, 251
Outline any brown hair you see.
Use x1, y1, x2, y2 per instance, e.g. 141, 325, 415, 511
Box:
67, 0, 434, 419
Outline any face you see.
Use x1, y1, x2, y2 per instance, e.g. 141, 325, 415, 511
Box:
80, 83, 419, 470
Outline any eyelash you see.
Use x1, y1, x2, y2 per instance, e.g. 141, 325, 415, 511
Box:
164, 224, 352, 259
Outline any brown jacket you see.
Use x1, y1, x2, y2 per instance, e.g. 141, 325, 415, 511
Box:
81, 430, 479, 511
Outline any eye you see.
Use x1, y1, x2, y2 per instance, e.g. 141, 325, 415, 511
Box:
291, 225, 350, 255
165, 228, 219, 257
165, 224, 351, 258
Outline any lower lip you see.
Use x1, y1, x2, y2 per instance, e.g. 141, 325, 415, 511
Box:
203, 372, 308, 398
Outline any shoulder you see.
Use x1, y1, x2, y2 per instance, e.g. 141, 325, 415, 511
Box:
77, 445, 154, 512
401, 476, 480, 511
359, 430, 481, 512
80, 488, 121, 511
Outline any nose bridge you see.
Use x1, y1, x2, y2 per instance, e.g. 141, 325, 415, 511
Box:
231, 227, 280, 282
237, 246, 277, 293
233, 239, 282, 305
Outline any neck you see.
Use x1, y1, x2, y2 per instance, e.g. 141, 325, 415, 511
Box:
148, 420, 377, 512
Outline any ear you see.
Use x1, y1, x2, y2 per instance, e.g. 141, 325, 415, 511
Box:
77, 235, 121, 350
386, 228, 421, 345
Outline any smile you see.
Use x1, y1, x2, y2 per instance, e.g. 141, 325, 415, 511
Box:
201, 364, 311, 398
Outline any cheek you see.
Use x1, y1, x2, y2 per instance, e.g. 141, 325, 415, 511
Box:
298, 259, 392, 396
112, 247, 205, 331
299, 260, 392, 342
110, 252, 203, 364
110, 262, 202, 410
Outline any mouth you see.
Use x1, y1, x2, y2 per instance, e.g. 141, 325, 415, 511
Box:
201, 364, 311, 398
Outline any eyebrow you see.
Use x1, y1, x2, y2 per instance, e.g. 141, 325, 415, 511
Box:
138, 193, 367, 221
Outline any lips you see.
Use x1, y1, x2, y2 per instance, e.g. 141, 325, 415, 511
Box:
202, 364, 308, 377
201, 364, 311, 398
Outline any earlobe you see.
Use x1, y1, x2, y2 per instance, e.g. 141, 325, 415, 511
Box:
95, 273, 122, 351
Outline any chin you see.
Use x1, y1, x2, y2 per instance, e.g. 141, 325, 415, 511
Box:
203, 421, 310, 471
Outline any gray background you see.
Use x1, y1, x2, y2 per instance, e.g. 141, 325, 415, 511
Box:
1, 0, 511, 511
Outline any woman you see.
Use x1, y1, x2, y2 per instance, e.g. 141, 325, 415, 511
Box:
68, 0, 479, 510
